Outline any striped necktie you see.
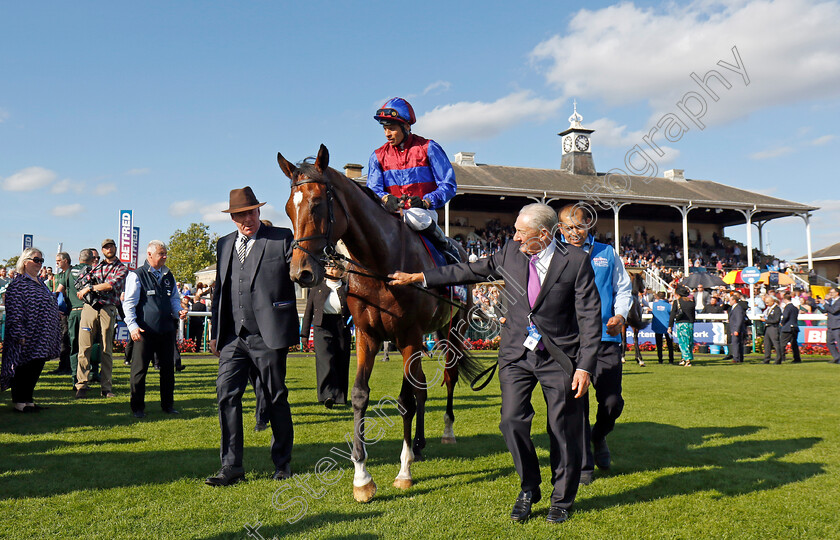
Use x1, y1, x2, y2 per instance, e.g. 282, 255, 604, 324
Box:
237, 236, 249, 264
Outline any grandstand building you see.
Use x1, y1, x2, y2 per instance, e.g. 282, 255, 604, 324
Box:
347, 106, 818, 276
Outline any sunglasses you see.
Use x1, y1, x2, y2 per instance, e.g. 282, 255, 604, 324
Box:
30, 257, 45, 264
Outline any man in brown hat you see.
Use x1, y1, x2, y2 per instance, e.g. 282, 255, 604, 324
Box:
206, 187, 300, 486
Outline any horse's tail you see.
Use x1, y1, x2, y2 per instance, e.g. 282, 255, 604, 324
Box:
443, 284, 487, 386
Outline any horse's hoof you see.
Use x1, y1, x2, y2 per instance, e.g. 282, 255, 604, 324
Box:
393, 478, 413, 490
353, 480, 377, 503
441, 436, 456, 444
413, 452, 425, 462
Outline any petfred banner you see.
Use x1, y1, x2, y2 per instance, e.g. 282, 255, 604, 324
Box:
131, 226, 140, 269
119, 210, 133, 265
628, 322, 827, 345
22, 234, 33, 250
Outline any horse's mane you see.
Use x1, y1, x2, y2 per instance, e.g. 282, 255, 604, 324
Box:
291, 161, 391, 211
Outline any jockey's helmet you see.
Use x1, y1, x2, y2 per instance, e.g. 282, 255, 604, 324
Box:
374, 97, 416, 126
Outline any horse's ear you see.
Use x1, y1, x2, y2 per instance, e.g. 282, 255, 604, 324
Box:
277, 152, 297, 180
315, 144, 329, 173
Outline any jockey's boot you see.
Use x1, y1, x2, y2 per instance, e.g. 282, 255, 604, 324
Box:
420, 223, 461, 264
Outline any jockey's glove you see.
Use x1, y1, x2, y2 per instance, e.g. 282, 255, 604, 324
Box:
382, 194, 401, 213
406, 196, 430, 210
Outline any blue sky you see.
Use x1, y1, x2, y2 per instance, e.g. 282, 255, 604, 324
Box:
2, 0, 839, 268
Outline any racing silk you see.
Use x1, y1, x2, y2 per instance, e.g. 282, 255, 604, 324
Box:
579, 235, 633, 343
367, 134, 456, 209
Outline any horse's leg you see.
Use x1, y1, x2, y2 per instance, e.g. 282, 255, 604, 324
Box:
634, 329, 645, 365
351, 332, 379, 503
442, 367, 456, 444
393, 339, 427, 489
620, 324, 628, 363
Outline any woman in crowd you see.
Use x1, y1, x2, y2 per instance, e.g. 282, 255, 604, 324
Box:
0, 248, 61, 412
668, 285, 696, 367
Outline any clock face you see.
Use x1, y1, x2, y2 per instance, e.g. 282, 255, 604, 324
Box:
575, 135, 589, 152
563, 136, 573, 153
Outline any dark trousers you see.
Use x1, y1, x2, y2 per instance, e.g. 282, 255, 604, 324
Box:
498, 347, 583, 508
11, 358, 47, 404
314, 314, 351, 404
827, 328, 840, 362
68, 308, 83, 381
764, 326, 782, 363
130, 330, 176, 412
654, 332, 674, 363
249, 364, 270, 425
217, 333, 293, 469
730, 333, 745, 363
582, 341, 624, 473
780, 331, 801, 362
57, 314, 71, 371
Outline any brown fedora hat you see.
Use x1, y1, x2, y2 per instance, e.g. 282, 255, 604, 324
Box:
222, 186, 267, 213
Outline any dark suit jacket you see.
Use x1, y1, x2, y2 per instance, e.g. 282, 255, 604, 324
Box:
728, 302, 747, 335
424, 239, 601, 375
780, 303, 799, 333
825, 298, 840, 329
300, 279, 350, 336
764, 305, 782, 326
211, 224, 299, 350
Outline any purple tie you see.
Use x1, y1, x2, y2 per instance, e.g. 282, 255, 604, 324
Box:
528, 254, 540, 308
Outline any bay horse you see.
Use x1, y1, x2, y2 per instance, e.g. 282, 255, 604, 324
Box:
277, 144, 483, 503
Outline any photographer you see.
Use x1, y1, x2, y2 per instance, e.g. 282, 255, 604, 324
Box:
74, 239, 128, 399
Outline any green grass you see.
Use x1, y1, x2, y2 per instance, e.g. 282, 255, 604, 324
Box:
1, 351, 840, 539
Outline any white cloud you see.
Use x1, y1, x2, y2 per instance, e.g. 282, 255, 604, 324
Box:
259, 204, 292, 228
169, 199, 199, 217
415, 91, 564, 141
586, 116, 681, 164
530, 1, 840, 128
810, 134, 836, 146
94, 182, 116, 196
124, 168, 150, 176
51, 203, 85, 218
808, 198, 840, 212
1, 166, 57, 191
0, 108, 8, 123
51, 178, 86, 194
750, 146, 793, 159
200, 202, 230, 223
423, 81, 451, 95
749, 146, 795, 160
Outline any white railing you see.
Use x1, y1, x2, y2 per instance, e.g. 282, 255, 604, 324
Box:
643, 268, 672, 293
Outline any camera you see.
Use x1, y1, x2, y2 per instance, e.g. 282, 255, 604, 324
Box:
75, 267, 105, 310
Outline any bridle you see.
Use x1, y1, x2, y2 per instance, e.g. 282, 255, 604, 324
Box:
290, 175, 345, 267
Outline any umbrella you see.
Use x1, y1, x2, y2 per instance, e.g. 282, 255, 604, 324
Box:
681, 272, 728, 288
722, 270, 743, 284
759, 271, 794, 286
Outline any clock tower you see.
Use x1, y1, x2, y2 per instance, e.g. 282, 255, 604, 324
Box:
559, 102, 596, 176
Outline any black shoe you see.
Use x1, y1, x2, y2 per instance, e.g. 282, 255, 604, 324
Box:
175, 365, 185, 372
722, 355, 733, 361
254, 422, 269, 432
30, 404, 49, 411
324, 397, 335, 410
272, 464, 292, 481
510, 490, 540, 522
75, 388, 88, 399
762, 360, 770, 364
162, 407, 180, 415
579, 470, 594, 485
792, 360, 801, 363
206, 465, 246, 487
133, 410, 146, 418
101, 391, 116, 398
546, 506, 571, 524
90, 373, 100, 382
593, 438, 611, 470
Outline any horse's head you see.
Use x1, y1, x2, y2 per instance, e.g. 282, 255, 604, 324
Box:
278, 144, 347, 288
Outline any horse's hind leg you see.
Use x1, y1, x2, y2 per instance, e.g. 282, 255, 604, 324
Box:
351, 333, 379, 503
394, 341, 427, 489
442, 369, 456, 444
634, 329, 645, 366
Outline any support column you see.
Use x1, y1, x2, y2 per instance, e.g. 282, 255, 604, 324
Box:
670, 203, 693, 276
797, 212, 814, 270
755, 221, 766, 256
608, 201, 628, 258
735, 206, 758, 267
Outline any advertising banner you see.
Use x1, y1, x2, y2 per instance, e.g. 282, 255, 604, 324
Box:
22, 234, 33, 250
119, 210, 133, 265
131, 226, 140, 269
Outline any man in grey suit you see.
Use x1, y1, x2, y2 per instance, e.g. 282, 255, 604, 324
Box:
390, 203, 601, 525
206, 187, 300, 486
824, 287, 840, 364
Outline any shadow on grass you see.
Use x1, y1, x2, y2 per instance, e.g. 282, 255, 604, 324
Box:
576, 422, 824, 511
197, 512, 384, 540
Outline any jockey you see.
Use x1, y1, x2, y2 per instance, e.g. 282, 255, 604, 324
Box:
367, 97, 460, 263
